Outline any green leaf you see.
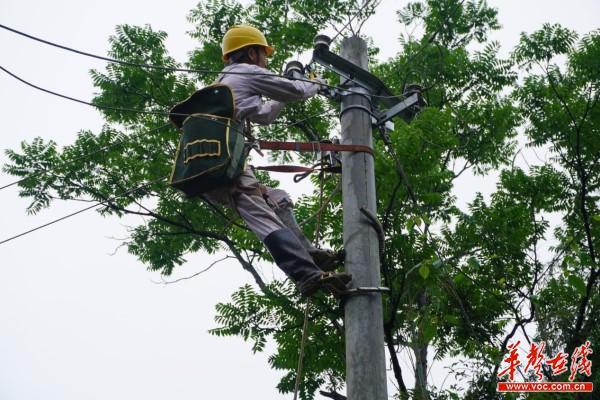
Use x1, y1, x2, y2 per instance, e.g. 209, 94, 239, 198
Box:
467, 257, 480, 269
568, 274, 587, 296
6, 1, 600, 398
422, 320, 436, 343
419, 265, 430, 279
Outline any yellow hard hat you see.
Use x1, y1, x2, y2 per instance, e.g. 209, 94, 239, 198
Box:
222, 25, 274, 61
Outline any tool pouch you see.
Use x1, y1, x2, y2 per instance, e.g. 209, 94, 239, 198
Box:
169, 85, 246, 197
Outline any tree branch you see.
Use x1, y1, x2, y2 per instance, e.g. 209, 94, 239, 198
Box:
319, 390, 347, 400
154, 255, 234, 284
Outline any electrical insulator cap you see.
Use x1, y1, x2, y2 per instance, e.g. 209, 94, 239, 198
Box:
314, 34, 331, 50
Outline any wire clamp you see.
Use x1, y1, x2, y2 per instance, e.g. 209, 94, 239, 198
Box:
249, 141, 264, 157
342, 286, 390, 296
335, 286, 391, 307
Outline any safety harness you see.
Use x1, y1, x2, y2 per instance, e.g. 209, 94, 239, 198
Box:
168, 84, 373, 197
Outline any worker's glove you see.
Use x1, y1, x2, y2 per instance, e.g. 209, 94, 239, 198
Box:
311, 76, 326, 85
310, 76, 330, 95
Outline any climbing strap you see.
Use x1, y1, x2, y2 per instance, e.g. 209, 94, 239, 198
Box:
253, 165, 315, 173
255, 139, 373, 156
251, 140, 370, 178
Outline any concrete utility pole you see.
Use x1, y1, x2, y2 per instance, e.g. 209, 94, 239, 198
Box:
340, 36, 388, 400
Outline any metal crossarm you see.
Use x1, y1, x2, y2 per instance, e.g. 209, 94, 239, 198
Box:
312, 34, 426, 128
313, 34, 398, 109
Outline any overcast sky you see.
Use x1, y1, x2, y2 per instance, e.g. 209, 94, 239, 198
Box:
1, 1, 599, 399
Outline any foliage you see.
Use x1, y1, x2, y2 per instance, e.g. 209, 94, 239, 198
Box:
4, 0, 599, 399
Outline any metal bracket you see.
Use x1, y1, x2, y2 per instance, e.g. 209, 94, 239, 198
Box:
312, 34, 426, 127
342, 286, 390, 296
313, 35, 398, 109
339, 104, 375, 120
374, 92, 421, 125
336, 286, 391, 308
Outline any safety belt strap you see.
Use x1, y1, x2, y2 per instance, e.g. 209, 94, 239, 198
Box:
253, 165, 315, 173
256, 140, 374, 156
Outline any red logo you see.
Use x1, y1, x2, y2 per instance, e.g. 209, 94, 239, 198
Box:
497, 340, 594, 393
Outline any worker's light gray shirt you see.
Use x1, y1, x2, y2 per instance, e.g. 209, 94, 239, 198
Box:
216, 63, 319, 125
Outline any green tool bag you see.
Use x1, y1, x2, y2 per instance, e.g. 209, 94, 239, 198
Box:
169, 84, 247, 197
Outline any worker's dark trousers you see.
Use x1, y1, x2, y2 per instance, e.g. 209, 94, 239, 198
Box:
205, 168, 322, 285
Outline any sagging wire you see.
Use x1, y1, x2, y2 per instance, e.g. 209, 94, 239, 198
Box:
293, 299, 311, 400
292, 146, 331, 400
0, 175, 168, 246
0, 23, 408, 101
0, 65, 183, 119
0, 67, 342, 246
0, 64, 339, 192
0, 123, 172, 191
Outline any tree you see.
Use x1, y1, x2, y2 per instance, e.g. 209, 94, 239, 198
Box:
4, 0, 598, 398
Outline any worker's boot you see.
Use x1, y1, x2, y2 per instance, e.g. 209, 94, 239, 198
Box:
272, 201, 343, 272
263, 228, 351, 297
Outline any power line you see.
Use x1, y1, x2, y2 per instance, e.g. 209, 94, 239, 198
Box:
0, 123, 171, 191
0, 23, 281, 78
0, 65, 180, 118
0, 23, 406, 100
0, 7, 383, 246
329, 0, 375, 43
0, 64, 338, 132
0, 175, 167, 246
0, 101, 337, 243
0, 64, 338, 191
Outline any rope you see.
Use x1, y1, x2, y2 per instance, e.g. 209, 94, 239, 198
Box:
293, 299, 311, 400
292, 154, 328, 400
314, 170, 326, 245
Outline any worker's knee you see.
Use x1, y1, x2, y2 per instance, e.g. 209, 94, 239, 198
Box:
233, 171, 263, 198
266, 188, 293, 209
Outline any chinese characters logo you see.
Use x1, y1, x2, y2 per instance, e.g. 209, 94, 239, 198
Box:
497, 341, 593, 393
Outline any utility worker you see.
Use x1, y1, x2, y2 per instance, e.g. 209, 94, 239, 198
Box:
205, 25, 351, 297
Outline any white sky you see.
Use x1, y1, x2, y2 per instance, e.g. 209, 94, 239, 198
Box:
1, 1, 599, 399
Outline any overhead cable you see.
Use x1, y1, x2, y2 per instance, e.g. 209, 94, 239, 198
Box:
0, 23, 407, 100
0, 124, 171, 191
0, 64, 298, 125
0, 175, 167, 246
0, 65, 180, 118
0, 64, 338, 191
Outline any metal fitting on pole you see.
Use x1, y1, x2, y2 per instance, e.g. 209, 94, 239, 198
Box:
285, 60, 305, 80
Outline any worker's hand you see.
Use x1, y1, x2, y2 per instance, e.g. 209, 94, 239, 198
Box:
311, 76, 327, 87
311, 77, 330, 96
